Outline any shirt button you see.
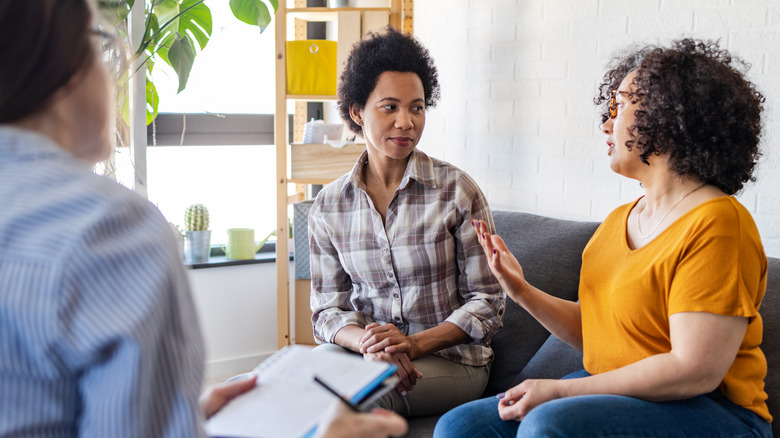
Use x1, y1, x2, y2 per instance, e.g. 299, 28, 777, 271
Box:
382, 248, 389, 254
393, 293, 399, 299
388, 272, 394, 278
395, 317, 402, 322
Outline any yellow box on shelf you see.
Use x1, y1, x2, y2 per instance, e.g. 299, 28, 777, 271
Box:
286, 40, 337, 95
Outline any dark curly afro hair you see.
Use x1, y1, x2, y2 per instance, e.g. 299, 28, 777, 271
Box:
594, 39, 764, 195
337, 26, 440, 135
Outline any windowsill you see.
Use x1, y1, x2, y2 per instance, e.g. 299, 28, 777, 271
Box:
184, 242, 293, 269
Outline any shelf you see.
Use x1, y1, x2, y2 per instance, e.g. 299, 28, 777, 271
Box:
275, 0, 412, 349
286, 94, 338, 101
287, 7, 390, 21
290, 142, 365, 184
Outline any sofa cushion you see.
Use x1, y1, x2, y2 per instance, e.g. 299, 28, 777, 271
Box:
486, 211, 600, 396
511, 334, 583, 387
762, 257, 779, 436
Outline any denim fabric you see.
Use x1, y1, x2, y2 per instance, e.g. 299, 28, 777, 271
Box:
434, 370, 772, 438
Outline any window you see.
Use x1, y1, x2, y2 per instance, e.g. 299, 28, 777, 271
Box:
144, 2, 279, 245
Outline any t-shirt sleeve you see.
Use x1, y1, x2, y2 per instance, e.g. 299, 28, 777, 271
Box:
668, 203, 766, 319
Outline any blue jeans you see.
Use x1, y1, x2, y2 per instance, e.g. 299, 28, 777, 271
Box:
433, 370, 772, 438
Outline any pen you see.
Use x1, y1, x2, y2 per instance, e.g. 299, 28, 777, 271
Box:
313, 375, 361, 412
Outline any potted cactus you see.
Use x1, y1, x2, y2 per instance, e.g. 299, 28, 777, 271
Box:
183, 203, 211, 263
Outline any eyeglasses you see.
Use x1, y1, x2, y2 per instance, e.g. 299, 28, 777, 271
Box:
608, 90, 618, 119
91, 28, 128, 79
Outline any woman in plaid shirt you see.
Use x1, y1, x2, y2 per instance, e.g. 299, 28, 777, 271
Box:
309, 27, 506, 418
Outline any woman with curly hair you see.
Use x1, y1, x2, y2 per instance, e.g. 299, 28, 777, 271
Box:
308, 27, 505, 417
434, 38, 771, 437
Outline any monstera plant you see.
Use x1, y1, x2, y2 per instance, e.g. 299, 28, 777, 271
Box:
99, 0, 278, 125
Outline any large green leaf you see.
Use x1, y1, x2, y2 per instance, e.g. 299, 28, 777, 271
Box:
98, 0, 135, 26
152, 1, 211, 69
229, 0, 274, 32
178, 0, 212, 49
167, 33, 197, 93
110, 0, 274, 125
140, 0, 211, 95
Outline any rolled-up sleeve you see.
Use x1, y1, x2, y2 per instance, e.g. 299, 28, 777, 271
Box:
444, 183, 505, 344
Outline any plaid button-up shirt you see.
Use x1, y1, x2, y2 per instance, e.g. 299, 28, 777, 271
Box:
309, 149, 505, 366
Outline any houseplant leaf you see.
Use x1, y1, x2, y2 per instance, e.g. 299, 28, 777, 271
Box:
98, 0, 135, 25
178, 0, 213, 50
229, 0, 276, 32
146, 78, 160, 124
153, 0, 212, 62
134, 0, 210, 98
167, 33, 197, 93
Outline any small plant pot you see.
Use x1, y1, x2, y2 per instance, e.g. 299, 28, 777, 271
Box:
185, 230, 211, 263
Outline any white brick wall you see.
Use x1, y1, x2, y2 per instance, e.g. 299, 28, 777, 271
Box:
415, 0, 780, 257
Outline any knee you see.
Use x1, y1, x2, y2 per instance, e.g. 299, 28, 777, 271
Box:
516, 400, 570, 438
433, 405, 469, 438
433, 398, 500, 438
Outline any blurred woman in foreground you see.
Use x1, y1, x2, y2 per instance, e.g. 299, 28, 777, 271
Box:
0, 1, 405, 437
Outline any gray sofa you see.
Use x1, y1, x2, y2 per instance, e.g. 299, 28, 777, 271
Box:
405, 210, 780, 437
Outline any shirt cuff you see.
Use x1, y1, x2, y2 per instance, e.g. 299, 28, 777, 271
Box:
316, 310, 368, 343
445, 308, 489, 343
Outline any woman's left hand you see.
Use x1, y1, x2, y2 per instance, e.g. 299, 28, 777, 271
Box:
497, 379, 563, 421
200, 374, 258, 419
359, 323, 418, 358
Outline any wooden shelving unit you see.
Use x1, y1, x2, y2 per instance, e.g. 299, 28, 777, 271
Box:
290, 143, 367, 184
274, 0, 413, 349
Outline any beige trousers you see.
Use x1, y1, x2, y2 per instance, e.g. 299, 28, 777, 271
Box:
313, 343, 490, 417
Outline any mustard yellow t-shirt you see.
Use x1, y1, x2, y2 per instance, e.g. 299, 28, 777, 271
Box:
580, 196, 771, 422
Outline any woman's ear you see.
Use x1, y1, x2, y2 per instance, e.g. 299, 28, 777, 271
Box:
349, 104, 363, 127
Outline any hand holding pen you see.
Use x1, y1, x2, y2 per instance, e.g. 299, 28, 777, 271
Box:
312, 376, 408, 438
313, 375, 362, 412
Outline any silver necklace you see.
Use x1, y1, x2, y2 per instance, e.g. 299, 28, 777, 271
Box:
637, 183, 707, 239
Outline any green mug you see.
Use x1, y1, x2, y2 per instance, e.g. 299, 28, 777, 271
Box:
224, 228, 269, 260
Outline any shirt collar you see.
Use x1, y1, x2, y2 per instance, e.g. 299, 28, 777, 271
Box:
0, 126, 69, 163
343, 148, 440, 194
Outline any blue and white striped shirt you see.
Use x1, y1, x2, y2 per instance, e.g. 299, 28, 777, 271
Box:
0, 127, 207, 437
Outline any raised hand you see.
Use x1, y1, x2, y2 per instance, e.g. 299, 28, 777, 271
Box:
472, 219, 530, 303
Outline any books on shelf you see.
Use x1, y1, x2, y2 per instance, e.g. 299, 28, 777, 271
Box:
204, 345, 397, 438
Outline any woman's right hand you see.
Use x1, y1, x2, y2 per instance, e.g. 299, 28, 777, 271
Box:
363, 349, 422, 395
472, 220, 530, 303
314, 403, 408, 438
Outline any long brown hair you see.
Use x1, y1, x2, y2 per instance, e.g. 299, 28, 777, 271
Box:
0, 0, 94, 123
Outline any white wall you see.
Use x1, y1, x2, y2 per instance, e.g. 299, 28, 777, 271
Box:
188, 263, 278, 378
192, 1, 780, 377
413, 0, 780, 257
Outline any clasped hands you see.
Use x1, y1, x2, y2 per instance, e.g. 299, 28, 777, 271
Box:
359, 322, 423, 395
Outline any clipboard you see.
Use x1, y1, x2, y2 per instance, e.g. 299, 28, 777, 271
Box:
204, 345, 397, 438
